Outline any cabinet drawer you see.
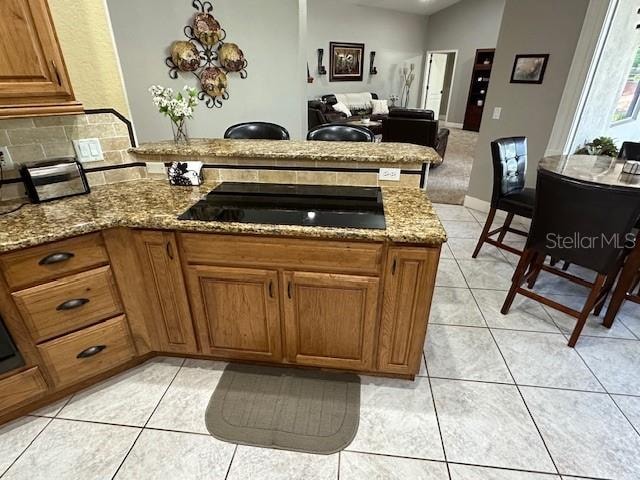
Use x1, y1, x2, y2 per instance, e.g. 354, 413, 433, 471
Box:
180, 234, 383, 275
37, 316, 135, 389
0, 234, 109, 290
0, 367, 48, 412
12, 266, 123, 343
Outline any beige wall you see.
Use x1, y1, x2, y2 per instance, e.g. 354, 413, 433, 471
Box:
49, 0, 130, 117
424, 0, 505, 125
467, 0, 589, 203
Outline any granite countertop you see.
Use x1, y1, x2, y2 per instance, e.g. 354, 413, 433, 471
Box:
130, 139, 442, 165
0, 180, 446, 253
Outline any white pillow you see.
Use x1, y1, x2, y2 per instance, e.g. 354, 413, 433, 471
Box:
371, 99, 389, 115
333, 101, 352, 118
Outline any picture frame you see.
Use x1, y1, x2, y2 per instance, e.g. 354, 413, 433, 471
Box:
329, 42, 365, 82
510, 54, 549, 84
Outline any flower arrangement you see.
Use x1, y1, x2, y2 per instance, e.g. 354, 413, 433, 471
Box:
148, 85, 198, 144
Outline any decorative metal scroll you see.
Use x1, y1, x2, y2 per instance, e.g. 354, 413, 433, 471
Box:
165, 0, 248, 108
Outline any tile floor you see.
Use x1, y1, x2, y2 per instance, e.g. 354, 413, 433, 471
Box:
1, 203, 640, 479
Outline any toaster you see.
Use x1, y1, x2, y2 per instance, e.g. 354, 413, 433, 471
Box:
20, 158, 91, 203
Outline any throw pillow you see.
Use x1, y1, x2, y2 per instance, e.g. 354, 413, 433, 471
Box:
333, 101, 352, 118
371, 99, 389, 115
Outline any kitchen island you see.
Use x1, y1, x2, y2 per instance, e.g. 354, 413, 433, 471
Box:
0, 179, 446, 424
130, 139, 442, 188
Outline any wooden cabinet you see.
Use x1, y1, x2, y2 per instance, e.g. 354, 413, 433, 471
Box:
134, 231, 197, 354
187, 265, 282, 362
283, 271, 379, 371
463, 49, 495, 132
0, 0, 82, 117
378, 247, 439, 375
0, 367, 47, 411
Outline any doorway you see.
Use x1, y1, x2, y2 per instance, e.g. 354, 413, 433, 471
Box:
421, 50, 457, 122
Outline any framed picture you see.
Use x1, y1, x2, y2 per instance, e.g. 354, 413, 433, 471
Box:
510, 54, 549, 84
329, 42, 365, 82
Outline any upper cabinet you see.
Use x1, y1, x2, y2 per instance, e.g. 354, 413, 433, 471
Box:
0, 0, 82, 117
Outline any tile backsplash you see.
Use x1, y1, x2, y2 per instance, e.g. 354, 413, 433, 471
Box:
0, 112, 145, 201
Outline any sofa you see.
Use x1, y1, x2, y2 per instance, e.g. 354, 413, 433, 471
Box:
308, 93, 385, 130
381, 108, 450, 163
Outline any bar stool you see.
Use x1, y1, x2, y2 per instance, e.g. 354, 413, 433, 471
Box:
307, 124, 375, 142
501, 169, 640, 347
473, 137, 535, 258
602, 230, 640, 327
224, 122, 290, 140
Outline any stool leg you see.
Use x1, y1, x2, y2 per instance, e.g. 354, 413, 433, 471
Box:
502, 249, 535, 315
497, 212, 514, 244
604, 242, 640, 328
568, 275, 606, 347
472, 207, 497, 259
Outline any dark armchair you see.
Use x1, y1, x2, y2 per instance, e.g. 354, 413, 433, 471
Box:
381, 108, 450, 161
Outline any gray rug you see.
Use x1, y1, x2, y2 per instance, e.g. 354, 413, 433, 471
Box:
205, 364, 360, 455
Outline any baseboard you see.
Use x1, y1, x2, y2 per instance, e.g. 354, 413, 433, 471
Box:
463, 195, 491, 212
443, 121, 463, 129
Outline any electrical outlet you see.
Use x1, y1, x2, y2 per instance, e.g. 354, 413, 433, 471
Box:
378, 168, 401, 181
492, 107, 502, 120
0, 146, 13, 169
146, 162, 166, 174
73, 138, 104, 162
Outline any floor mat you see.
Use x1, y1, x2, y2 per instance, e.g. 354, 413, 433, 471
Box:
205, 363, 360, 455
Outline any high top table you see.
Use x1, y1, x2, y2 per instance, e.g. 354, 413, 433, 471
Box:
539, 155, 640, 326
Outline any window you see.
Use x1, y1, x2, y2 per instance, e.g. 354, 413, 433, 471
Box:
612, 45, 640, 122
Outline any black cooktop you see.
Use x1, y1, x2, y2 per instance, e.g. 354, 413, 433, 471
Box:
178, 182, 386, 229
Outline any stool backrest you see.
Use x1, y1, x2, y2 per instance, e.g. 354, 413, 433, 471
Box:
490, 137, 528, 205
619, 141, 640, 160
528, 169, 640, 274
307, 124, 374, 142
224, 122, 290, 140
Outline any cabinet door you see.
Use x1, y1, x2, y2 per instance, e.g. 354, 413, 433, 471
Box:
283, 271, 379, 371
0, 0, 76, 107
134, 231, 197, 354
187, 265, 282, 362
378, 247, 440, 376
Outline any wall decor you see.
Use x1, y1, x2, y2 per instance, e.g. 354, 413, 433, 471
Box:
165, 0, 248, 108
329, 42, 364, 82
510, 54, 549, 84
317, 49, 327, 75
369, 51, 378, 75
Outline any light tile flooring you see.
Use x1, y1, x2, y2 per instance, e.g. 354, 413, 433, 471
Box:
2, 203, 640, 479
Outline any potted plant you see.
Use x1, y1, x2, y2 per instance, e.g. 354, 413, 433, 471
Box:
149, 85, 198, 144
574, 136, 619, 157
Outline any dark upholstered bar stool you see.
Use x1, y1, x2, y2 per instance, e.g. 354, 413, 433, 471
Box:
472, 137, 534, 258
501, 169, 640, 347
602, 230, 640, 327
307, 124, 375, 142
224, 122, 290, 140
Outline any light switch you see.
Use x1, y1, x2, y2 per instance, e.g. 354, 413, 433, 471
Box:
73, 138, 104, 162
492, 107, 502, 120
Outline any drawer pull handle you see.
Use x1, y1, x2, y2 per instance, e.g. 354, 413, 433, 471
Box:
76, 345, 107, 359
268, 280, 274, 298
166, 241, 174, 260
39, 252, 75, 265
52, 60, 62, 86
56, 298, 90, 311
287, 281, 293, 299
392, 258, 397, 275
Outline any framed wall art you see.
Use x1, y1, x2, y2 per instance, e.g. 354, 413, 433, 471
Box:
329, 42, 365, 82
510, 54, 549, 84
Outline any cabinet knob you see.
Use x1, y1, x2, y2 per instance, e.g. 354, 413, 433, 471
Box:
39, 252, 75, 265
76, 345, 107, 359
57, 298, 90, 311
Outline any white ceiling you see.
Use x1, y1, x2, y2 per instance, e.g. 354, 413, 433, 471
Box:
339, 0, 462, 16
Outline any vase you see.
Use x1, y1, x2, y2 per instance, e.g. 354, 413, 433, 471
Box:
171, 117, 189, 144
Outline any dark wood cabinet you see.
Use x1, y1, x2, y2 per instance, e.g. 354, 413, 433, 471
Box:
463, 49, 495, 132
